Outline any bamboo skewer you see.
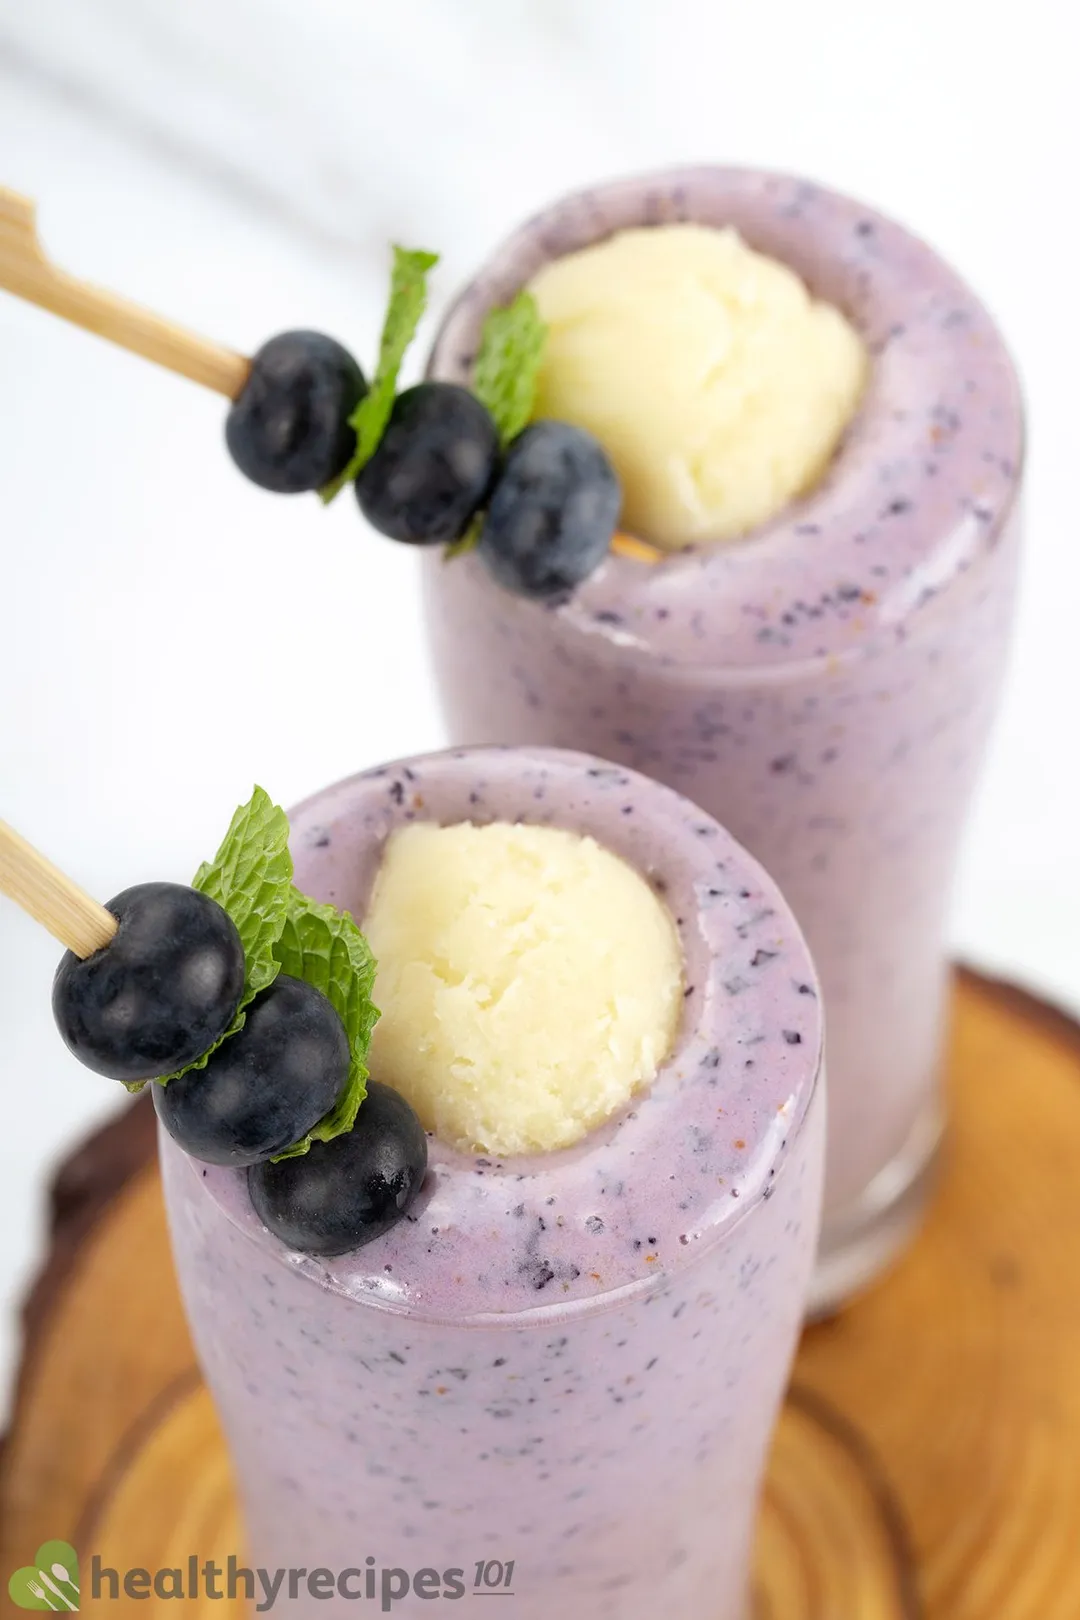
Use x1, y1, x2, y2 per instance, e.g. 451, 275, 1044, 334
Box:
610, 531, 664, 565
0, 187, 250, 399
0, 820, 117, 958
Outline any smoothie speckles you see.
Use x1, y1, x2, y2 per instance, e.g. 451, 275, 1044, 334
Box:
425, 176, 1020, 1266
428, 171, 1019, 674
161, 748, 825, 1617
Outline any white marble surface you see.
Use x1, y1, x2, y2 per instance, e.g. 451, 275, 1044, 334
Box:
1, 0, 1078, 1418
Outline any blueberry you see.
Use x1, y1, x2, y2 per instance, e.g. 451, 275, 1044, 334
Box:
356, 382, 499, 544
225, 331, 366, 493
52, 883, 245, 1083
153, 974, 349, 1166
478, 420, 621, 601
248, 1081, 428, 1255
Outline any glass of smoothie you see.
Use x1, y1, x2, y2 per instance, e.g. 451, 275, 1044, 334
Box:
160, 745, 824, 1619
422, 169, 1023, 1310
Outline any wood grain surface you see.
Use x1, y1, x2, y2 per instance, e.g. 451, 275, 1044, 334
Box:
2, 969, 1079, 1618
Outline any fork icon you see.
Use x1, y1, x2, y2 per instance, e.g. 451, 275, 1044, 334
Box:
28, 1568, 77, 1610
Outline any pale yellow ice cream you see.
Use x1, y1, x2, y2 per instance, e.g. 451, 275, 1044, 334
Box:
528, 223, 868, 549
363, 822, 683, 1156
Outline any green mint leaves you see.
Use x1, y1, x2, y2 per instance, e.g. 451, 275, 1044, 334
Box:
269, 891, 379, 1159
154, 787, 291, 1087
321, 246, 439, 503
317, 244, 546, 542
193, 785, 292, 1010
471, 289, 547, 446
443, 513, 483, 561
316, 247, 547, 564
157, 789, 379, 1159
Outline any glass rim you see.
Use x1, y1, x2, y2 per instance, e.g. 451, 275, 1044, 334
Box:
161, 744, 825, 1328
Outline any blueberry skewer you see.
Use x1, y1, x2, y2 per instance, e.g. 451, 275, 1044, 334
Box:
0, 185, 658, 595
0, 819, 247, 1085
0, 188, 362, 494
0, 804, 426, 1252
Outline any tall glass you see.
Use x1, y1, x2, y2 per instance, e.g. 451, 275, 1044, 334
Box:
423, 169, 1023, 1308
161, 746, 824, 1618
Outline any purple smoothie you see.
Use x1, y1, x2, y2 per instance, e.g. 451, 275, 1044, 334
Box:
422, 168, 1023, 1305
161, 746, 823, 1619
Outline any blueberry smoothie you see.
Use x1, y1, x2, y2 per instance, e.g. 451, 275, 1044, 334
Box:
422, 170, 1023, 1306
160, 746, 824, 1619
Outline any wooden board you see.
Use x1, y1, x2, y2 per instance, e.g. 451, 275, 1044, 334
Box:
2, 968, 1079, 1618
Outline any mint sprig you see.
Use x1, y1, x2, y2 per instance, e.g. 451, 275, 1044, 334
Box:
439, 290, 547, 562
444, 512, 483, 560
269, 889, 379, 1159
153, 787, 292, 1088
471, 289, 547, 446
157, 790, 380, 1161
321, 246, 439, 503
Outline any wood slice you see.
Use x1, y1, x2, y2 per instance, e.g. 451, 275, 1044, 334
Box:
2, 969, 1079, 1618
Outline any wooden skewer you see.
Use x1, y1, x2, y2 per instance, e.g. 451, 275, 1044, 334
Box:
610, 531, 664, 564
0, 820, 117, 958
0, 187, 251, 399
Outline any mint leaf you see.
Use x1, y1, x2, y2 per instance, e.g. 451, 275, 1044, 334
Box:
440, 293, 546, 563
159, 787, 293, 1085
269, 887, 379, 1158
193, 787, 292, 1002
471, 289, 547, 445
321, 246, 439, 503
444, 511, 483, 561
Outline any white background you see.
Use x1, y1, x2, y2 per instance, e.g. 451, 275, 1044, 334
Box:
1, 0, 1077, 1419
